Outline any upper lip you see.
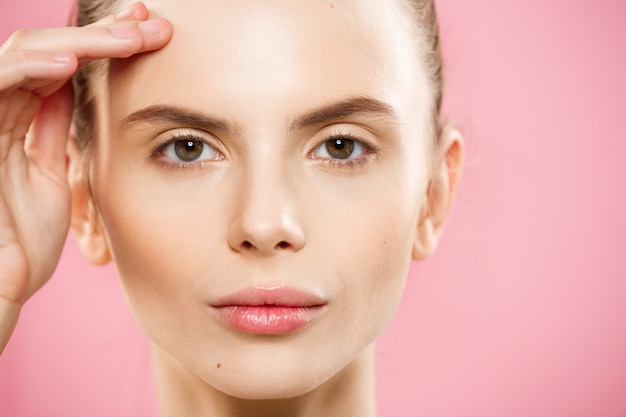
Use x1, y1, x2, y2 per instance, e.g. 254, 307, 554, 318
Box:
210, 285, 326, 308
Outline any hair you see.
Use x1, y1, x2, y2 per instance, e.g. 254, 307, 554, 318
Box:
71, 0, 444, 153
409, 0, 444, 145
71, 0, 116, 152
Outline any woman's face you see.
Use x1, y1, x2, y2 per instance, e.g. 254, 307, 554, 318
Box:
89, 0, 433, 399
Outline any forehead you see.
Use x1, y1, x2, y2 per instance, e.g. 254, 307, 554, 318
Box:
109, 0, 427, 125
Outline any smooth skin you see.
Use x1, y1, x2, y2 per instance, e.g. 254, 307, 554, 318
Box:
0, 2, 173, 353
0, 1, 463, 416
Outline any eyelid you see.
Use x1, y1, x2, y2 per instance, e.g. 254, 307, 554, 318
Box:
154, 129, 222, 151
151, 128, 225, 167
308, 125, 379, 162
318, 123, 378, 148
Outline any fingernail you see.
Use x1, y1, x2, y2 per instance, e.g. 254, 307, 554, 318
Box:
115, 2, 139, 20
52, 52, 73, 63
138, 18, 166, 34
110, 26, 138, 38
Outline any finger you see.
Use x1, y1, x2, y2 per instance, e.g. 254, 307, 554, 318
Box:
4, 92, 40, 143
0, 296, 20, 354
0, 89, 37, 137
92, 2, 149, 27
0, 90, 40, 162
0, 49, 77, 93
3, 18, 172, 69
0, 50, 73, 162
30, 79, 68, 99
25, 83, 74, 179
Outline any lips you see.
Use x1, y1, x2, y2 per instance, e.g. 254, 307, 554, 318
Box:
210, 286, 326, 334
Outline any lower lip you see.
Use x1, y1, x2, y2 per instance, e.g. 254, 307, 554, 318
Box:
213, 305, 323, 334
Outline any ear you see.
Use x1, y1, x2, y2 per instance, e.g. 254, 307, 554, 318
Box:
67, 134, 112, 265
412, 125, 464, 260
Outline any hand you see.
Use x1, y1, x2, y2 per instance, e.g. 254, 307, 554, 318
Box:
0, 2, 173, 353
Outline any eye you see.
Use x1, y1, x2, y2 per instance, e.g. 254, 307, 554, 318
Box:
158, 135, 222, 165
312, 136, 369, 161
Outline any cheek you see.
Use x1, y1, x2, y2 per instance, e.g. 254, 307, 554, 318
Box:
90, 148, 217, 338
319, 182, 422, 345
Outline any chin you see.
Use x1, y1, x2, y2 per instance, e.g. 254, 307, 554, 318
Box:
215, 378, 321, 400
175, 339, 347, 401
202, 352, 337, 400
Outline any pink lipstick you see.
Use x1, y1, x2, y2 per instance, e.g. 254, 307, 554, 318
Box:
210, 286, 326, 334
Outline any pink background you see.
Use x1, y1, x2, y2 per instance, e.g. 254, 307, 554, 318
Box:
1, 0, 625, 416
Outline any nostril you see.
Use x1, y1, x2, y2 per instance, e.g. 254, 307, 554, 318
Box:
239, 241, 291, 251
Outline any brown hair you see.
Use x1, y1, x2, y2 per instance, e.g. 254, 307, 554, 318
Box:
410, 0, 444, 143
71, 0, 444, 150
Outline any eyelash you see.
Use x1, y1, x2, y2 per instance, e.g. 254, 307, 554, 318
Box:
150, 131, 376, 170
151, 132, 222, 169
310, 133, 376, 168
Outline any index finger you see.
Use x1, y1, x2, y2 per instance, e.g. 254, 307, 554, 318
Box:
3, 17, 172, 66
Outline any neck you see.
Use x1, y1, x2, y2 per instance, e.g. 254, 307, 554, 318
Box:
152, 343, 377, 417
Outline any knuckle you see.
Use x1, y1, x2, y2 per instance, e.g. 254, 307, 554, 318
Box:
4, 29, 33, 50
1, 29, 39, 65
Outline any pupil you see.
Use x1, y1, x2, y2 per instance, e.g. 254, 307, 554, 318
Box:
174, 139, 204, 161
325, 137, 354, 159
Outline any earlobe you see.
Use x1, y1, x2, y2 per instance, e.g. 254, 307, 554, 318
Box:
67, 135, 112, 265
412, 125, 464, 261
412, 198, 438, 260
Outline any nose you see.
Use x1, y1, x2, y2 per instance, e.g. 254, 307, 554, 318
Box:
227, 164, 305, 256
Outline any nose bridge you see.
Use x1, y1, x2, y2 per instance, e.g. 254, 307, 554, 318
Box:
228, 148, 305, 254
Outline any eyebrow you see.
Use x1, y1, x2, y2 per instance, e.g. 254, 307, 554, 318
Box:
120, 96, 398, 134
290, 96, 399, 131
120, 105, 234, 134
